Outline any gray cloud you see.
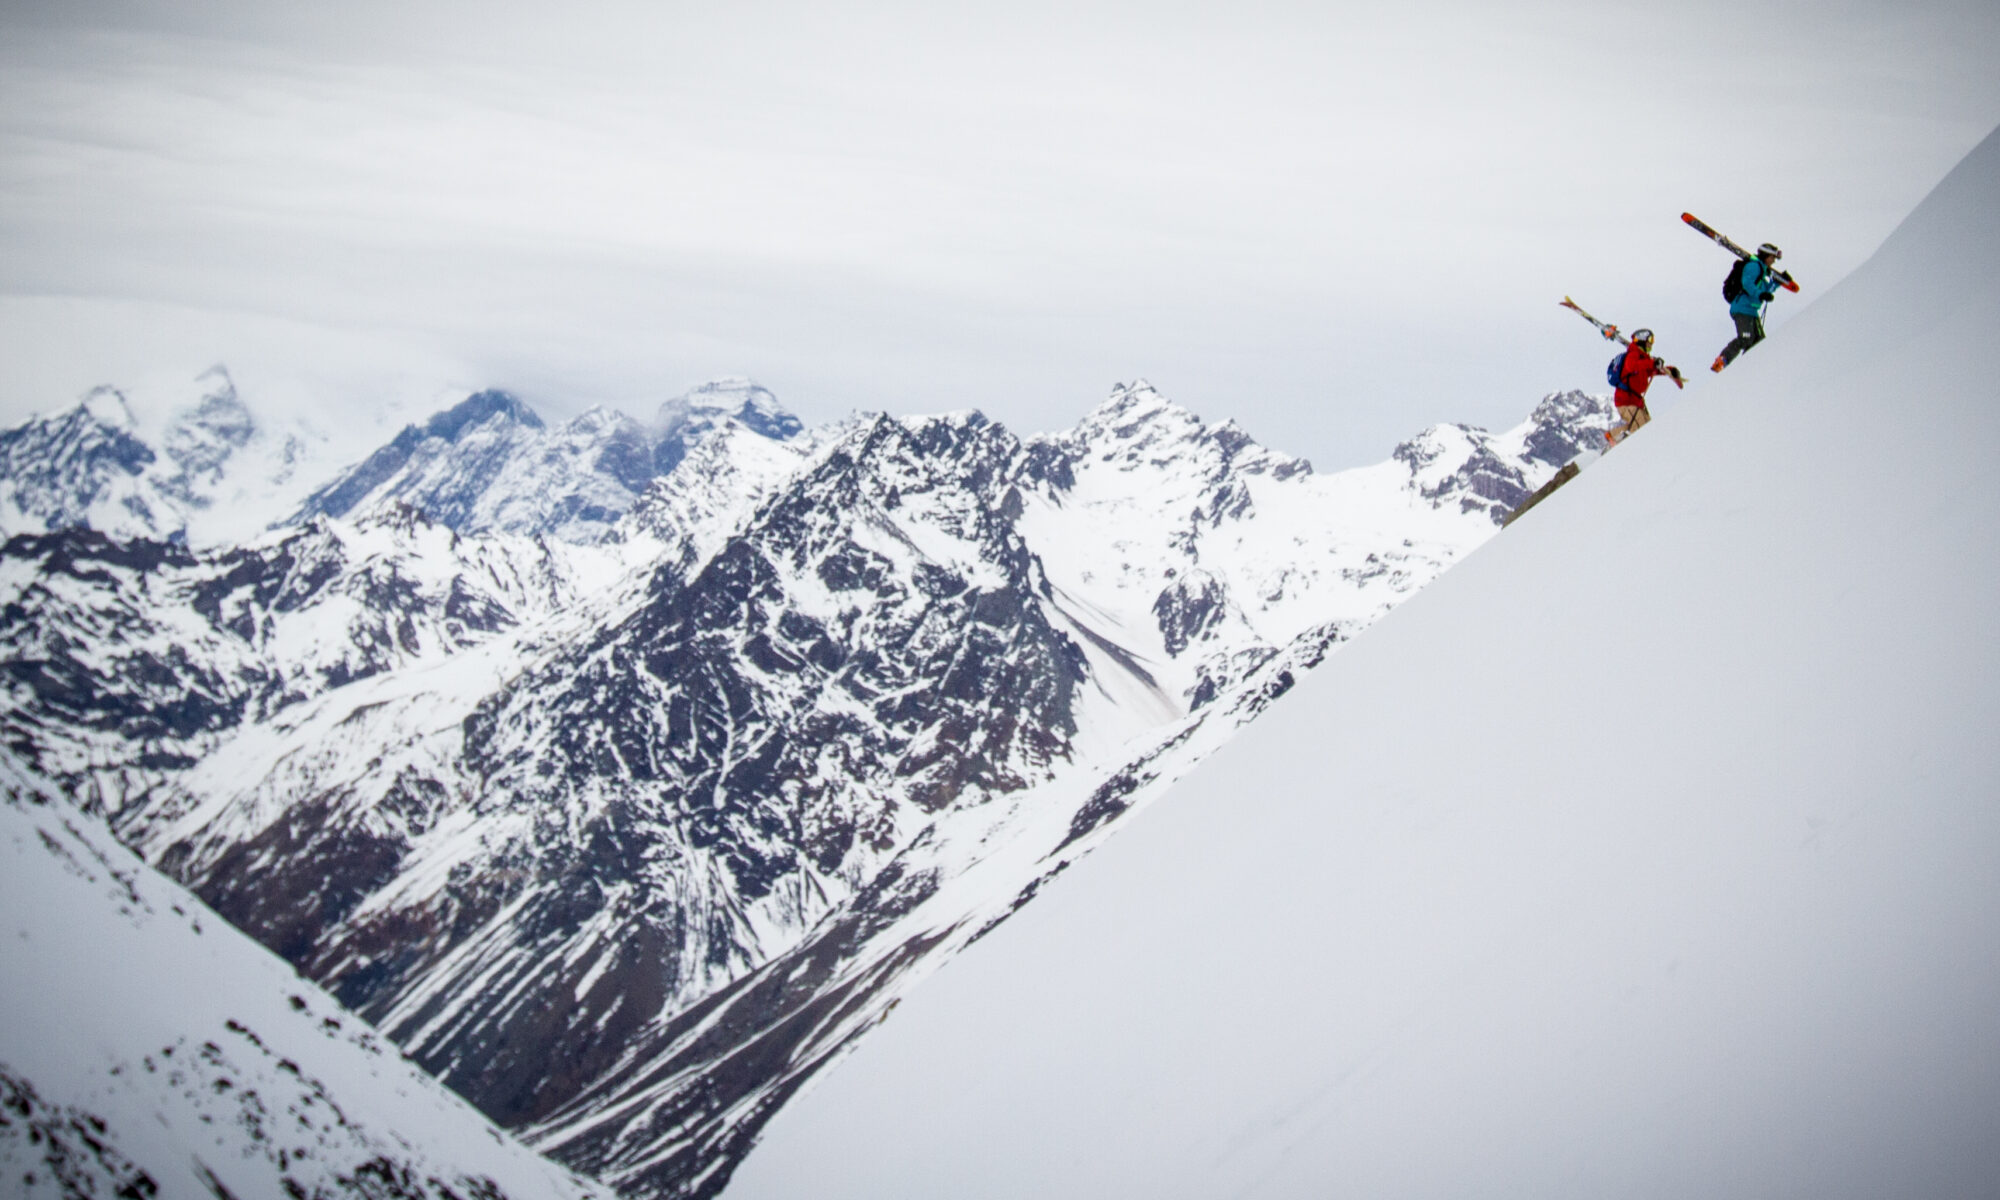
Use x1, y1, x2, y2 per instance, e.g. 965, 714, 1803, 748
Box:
4, 0, 1998, 467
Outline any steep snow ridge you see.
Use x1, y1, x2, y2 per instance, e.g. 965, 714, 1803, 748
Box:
1019, 381, 1603, 741
0, 757, 607, 1200
725, 125, 2000, 1200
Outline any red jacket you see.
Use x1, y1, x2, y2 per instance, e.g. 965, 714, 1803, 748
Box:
1615, 343, 1670, 406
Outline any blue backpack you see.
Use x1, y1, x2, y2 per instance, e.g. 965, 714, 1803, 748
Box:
1606, 352, 1626, 390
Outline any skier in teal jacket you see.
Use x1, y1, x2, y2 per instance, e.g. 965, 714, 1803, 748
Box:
1712, 243, 1785, 371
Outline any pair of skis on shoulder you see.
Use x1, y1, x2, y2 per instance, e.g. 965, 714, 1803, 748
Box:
1562, 213, 1803, 349
1558, 296, 1681, 449
1559, 296, 1687, 383
1680, 212, 1800, 292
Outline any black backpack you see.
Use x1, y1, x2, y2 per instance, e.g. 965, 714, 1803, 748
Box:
1722, 259, 1749, 302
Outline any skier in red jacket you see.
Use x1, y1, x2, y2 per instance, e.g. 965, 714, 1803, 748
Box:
1606, 329, 1682, 445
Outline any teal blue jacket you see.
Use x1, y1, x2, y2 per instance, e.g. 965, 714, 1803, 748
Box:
1730, 259, 1781, 317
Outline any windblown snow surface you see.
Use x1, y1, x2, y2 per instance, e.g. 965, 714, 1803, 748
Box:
0, 759, 608, 1200
726, 127, 2000, 1198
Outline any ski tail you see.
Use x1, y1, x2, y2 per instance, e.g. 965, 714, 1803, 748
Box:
1564, 297, 1684, 379
1682, 212, 1800, 292
1560, 296, 1627, 345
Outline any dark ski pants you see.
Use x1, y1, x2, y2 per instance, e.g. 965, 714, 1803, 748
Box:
1719, 312, 1765, 367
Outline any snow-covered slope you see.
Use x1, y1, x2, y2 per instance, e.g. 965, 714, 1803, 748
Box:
726, 127, 2000, 1198
0, 759, 608, 1200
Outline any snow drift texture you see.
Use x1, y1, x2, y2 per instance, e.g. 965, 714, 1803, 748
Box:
727, 126, 2000, 1198
0, 758, 607, 1200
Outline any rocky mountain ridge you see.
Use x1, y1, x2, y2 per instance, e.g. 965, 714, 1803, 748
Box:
1, 377, 1612, 1197
0, 366, 321, 547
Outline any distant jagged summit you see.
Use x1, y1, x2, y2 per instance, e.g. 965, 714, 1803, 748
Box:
653, 377, 804, 472
0, 366, 327, 544
0, 374, 809, 547
293, 379, 805, 542
157, 366, 259, 507
0, 386, 160, 536
1394, 388, 1609, 523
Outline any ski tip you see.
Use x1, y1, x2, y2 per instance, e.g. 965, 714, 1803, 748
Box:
1782, 279, 1801, 293
1680, 212, 1697, 223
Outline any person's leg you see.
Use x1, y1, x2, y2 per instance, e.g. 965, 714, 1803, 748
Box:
1717, 312, 1766, 367
1609, 404, 1642, 444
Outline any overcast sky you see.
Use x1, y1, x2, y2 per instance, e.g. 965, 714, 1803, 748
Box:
3, 0, 1997, 469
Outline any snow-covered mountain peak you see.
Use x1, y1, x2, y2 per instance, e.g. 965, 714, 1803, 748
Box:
1063, 381, 1311, 485
278, 379, 812, 543
1391, 388, 1610, 524
615, 415, 820, 574
433, 388, 545, 439
564, 403, 641, 437
176, 369, 255, 443
77, 384, 141, 430
816, 409, 1018, 522
293, 389, 654, 543
0, 368, 345, 546
1076, 379, 1196, 442
1510, 387, 1614, 467
653, 377, 803, 457
1394, 420, 1486, 473
0, 389, 161, 538
158, 366, 259, 501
